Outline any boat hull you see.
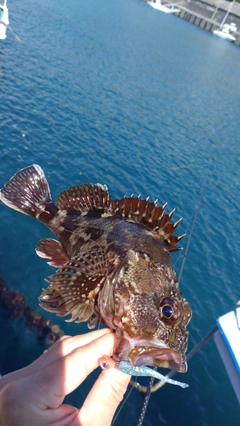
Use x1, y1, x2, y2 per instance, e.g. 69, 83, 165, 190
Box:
0, 2, 9, 40
148, 1, 179, 14
213, 29, 236, 42
0, 22, 7, 40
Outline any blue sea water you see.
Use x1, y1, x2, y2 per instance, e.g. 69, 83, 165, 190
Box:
0, 0, 240, 424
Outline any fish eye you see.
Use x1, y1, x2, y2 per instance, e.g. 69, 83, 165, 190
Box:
160, 298, 177, 320
162, 304, 173, 318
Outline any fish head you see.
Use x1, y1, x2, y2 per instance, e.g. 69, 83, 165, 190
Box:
98, 249, 192, 373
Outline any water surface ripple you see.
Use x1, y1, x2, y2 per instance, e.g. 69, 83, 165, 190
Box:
0, 1, 239, 425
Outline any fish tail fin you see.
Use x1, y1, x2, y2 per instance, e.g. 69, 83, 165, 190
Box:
0, 165, 56, 219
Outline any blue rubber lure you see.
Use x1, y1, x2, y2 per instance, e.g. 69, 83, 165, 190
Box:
119, 361, 189, 389
99, 356, 189, 389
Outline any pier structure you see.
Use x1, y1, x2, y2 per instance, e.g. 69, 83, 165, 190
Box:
146, 0, 240, 45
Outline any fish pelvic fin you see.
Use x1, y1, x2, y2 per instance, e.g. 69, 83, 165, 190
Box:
36, 238, 69, 267
110, 196, 185, 251
0, 165, 56, 219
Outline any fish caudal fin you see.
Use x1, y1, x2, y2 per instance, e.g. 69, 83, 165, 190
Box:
0, 165, 54, 219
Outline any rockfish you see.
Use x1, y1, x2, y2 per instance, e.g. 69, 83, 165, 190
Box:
0, 165, 191, 372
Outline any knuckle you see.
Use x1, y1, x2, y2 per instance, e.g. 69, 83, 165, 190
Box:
0, 381, 20, 411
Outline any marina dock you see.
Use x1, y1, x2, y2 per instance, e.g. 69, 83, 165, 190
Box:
145, 0, 240, 46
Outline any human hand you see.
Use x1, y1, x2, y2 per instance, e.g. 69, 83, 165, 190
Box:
0, 329, 130, 426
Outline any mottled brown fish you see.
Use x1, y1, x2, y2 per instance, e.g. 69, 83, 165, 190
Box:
0, 165, 191, 372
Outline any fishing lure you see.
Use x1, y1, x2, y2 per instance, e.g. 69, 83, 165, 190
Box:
99, 356, 189, 389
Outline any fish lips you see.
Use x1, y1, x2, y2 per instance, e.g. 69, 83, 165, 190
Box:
114, 336, 188, 373
129, 346, 187, 373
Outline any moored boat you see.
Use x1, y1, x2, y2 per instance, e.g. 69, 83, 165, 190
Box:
213, 0, 237, 43
0, 0, 9, 40
214, 302, 240, 404
213, 23, 237, 42
148, 0, 180, 14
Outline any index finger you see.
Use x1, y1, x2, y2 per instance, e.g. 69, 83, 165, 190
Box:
0, 328, 111, 389
26, 331, 117, 408
78, 367, 130, 426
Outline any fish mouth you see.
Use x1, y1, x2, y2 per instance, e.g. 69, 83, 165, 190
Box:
128, 346, 187, 372
113, 335, 187, 373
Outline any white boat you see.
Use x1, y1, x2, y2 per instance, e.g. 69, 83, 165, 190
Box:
148, 0, 180, 14
213, 0, 237, 42
0, 0, 9, 40
214, 302, 240, 404
213, 23, 237, 42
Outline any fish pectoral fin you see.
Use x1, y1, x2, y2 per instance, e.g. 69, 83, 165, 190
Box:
87, 312, 100, 329
39, 247, 108, 323
111, 196, 184, 251
36, 238, 69, 267
56, 183, 110, 213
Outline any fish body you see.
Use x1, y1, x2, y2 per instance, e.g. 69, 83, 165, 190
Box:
0, 165, 191, 372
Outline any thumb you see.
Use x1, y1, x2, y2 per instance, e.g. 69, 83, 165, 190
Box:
78, 367, 130, 426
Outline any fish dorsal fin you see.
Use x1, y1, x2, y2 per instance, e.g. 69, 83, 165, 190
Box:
56, 182, 184, 250
56, 183, 111, 212
110, 196, 185, 251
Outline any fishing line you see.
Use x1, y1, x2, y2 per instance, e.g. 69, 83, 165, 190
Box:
6, 24, 78, 157
105, 177, 209, 425
7, 26, 23, 43
6, 23, 213, 422
132, 324, 218, 394
124, 167, 213, 426
8, 26, 46, 69
7, 22, 83, 93
178, 179, 207, 285
111, 380, 136, 425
